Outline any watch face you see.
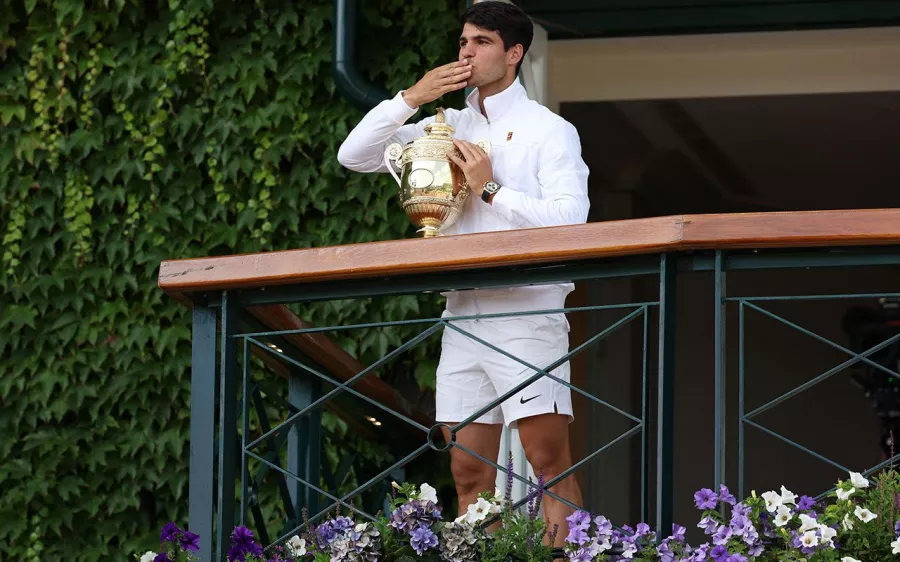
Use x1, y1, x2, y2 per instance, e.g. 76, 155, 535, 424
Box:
485, 182, 500, 193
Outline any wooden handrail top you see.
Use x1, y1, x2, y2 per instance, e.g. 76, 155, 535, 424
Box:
159, 209, 900, 295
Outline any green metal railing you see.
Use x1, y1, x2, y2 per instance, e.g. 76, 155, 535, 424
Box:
734, 295, 900, 498
185, 246, 900, 561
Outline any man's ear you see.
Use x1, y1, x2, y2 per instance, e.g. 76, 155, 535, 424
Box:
507, 44, 524, 67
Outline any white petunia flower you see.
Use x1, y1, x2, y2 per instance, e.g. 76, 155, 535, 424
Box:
841, 557, 862, 562
286, 535, 306, 557
836, 487, 855, 501
855, 506, 877, 522
892, 537, 900, 555
798, 513, 818, 533
800, 530, 819, 548
418, 483, 438, 504
842, 514, 855, 531
140, 552, 156, 562
762, 490, 783, 512
780, 485, 797, 505
849, 471, 870, 489
459, 497, 494, 524
819, 525, 837, 547
774, 504, 792, 527
593, 537, 613, 554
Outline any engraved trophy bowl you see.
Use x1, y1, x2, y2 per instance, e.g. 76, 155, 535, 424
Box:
384, 108, 490, 237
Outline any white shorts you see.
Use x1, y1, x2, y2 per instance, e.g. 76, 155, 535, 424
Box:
435, 309, 574, 428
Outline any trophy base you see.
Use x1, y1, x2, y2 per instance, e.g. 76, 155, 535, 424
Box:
416, 218, 443, 238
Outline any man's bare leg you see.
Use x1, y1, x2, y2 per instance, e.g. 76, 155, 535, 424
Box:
517, 413, 582, 547
441, 423, 503, 517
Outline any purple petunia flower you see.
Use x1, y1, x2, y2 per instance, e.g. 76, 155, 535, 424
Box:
594, 515, 613, 536
228, 526, 264, 562
228, 542, 264, 561
726, 555, 748, 562
698, 516, 719, 535
179, 530, 200, 552
690, 543, 711, 562
685, 543, 709, 562
566, 527, 589, 546
567, 547, 593, 562
657, 541, 675, 562
748, 542, 764, 556
619, 536, 638, 559
160, 522, 181, 543
729, 514, 749, 533
695, 488, 718, 510
712, 525, 732, 546
232, 526, 256, 544
742, 526, 759, 546
895, 520, 900, 537
635, 522, 652, 537
710, 545, 728, 561
671, 524, 687, 542
154, 553, 173, 562
410, 526, 438, 555
718, 485, 736, 505
797, 495, 816, 511
567, 510, 591, 531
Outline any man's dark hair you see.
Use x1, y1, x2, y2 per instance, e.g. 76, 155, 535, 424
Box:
461, 1, 533, 76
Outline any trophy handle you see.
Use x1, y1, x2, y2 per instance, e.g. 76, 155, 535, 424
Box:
384, 143, 403, 187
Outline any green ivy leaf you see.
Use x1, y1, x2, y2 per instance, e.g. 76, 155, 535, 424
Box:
0, 104, 26, 126
3, 305, 37, 329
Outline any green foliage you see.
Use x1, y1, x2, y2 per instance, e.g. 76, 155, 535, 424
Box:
480, 489, 554, 562
0, 0, 465, 559
824, 470, 900, 562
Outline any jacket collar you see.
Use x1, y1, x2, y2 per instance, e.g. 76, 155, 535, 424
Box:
465, 78, 528, 122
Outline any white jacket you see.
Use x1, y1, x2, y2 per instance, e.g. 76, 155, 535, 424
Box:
337, 79, 591, 315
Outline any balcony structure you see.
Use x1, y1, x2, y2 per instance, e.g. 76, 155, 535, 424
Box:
159, 209, 900, 561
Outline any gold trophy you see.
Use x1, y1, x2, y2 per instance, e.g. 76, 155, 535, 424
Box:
384, 108, 490, 237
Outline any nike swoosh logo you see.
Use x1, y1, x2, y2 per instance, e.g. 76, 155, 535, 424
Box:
520, 395, 541, 404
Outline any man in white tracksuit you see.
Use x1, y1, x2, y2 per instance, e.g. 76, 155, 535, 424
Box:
337, 1, 590, 544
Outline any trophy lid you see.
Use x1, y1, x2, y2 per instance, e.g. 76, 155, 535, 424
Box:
423, 108, 455, 138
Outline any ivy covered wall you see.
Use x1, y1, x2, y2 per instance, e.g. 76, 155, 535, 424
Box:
0, 0, 465, 559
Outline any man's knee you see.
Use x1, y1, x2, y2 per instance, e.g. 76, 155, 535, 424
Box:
451, 454, 496, 494
523, 446, 567, 478
517, 413, 572, 477
521, 434, 571, 477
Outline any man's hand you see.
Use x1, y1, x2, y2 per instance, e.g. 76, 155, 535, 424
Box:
448, 139, 493, 197
402, 61, 472, 108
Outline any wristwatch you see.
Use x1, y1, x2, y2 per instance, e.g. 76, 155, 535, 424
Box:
481, 181, 501, 203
